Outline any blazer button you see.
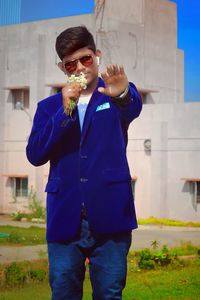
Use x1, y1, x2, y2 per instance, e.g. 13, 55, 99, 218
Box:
80, 178, 88, 183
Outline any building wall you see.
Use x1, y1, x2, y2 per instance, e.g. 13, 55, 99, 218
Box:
128, 103, 200, 222
1, 0, 199, 221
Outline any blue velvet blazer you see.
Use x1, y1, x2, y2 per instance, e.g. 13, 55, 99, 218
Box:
26, 78, 142, 242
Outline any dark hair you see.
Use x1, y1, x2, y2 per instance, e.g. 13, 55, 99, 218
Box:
55, 26, 96, 60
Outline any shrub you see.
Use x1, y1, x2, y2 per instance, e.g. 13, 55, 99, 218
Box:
12, 211, 28, 221
197, 248, 200, 266
137, 248, 155, 270
4, 263, 27, 286
28, 188, 46, 220
29, 269, 47, 282
154, 245, 171, 266
137, 244, 182, 270
2, 260, 48, 287
12, 188, 46, 221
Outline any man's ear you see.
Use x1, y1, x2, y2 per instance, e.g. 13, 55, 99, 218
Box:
57, 62, 66, 74
96, 49, 101, 56
95, 49, 102, 66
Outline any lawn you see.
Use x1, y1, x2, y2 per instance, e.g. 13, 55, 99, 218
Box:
138, 216, 200, 227
0, 223, 199, 299
0, 256, 200, 300
0, 225, 46, 245
0, 263, 199, 300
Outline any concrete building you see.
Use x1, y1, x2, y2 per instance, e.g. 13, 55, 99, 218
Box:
0, 0, 200, 221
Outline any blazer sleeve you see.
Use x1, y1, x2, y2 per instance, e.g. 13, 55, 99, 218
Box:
112, 82, 142, 126
26, 100, 77, 166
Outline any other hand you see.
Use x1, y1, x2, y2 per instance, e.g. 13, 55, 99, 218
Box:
98, 64, 129, 97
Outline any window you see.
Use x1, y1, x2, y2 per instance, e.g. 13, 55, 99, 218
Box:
53, 87, 62, 94
140, 91, 148, 104
49, 86, 62, 95
12, 89, 29, 109
196, 182, 200, 204
46, 83, 64, 95
131, 180, 135, 197
131, 177, 137, 198
189, 180, 200, 205
12, 177, 28, 198
139, 89, 156, 104
181, 178, 200, 210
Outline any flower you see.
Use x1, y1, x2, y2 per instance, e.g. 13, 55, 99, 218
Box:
67, 72, 87, 89
65, 72, 87, 116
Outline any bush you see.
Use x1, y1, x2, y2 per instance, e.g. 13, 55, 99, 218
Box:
4, 263, 27, 286
29, 269, 47, 282
28, 188, 46, 220
12, 188, 46, 222
137, 245, 181, 270
197, 248, 200, 266
154, 245, 171, 266
2, 260, 48, 287
11, 211, 28, 221
137, 248, 155, 270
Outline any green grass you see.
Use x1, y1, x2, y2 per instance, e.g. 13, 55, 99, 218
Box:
0, 225, 199, 258
0, 225, 46, 245
138, 216, 200, 227
125, 265, 200, 300
0, 262, 199, 300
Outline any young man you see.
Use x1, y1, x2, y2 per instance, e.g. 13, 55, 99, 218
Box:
26, 26, 142, 300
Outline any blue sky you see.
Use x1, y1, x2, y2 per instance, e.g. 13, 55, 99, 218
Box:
19, 0, 199, 102
170, 0, 200, 102
21, 0, 94, 21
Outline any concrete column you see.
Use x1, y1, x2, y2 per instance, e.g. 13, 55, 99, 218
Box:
150, 121, 168, 218
36, 34, 47, 203
0, 29, 6, 212
29, 33, 47, 203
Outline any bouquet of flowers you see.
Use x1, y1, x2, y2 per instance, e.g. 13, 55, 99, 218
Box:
65, 72, 87, 116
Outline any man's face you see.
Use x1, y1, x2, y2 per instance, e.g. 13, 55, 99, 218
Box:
62, 47, 101, 88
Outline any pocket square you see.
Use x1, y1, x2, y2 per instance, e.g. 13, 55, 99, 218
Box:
96, 102, 110, 112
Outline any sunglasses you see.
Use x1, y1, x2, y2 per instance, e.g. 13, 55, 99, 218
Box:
63, 55, 93, 74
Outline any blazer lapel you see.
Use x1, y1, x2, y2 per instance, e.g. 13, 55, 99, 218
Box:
80, 78, 105, 146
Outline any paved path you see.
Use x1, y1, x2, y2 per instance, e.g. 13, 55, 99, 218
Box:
0, 244, 47, 263
0, 215, 200, 263
132, 225, 200, 250
0, 215, 45, 228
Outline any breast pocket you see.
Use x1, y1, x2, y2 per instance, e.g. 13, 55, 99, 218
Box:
93, 107, 112, 120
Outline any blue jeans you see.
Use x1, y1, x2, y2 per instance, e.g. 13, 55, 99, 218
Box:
48, 219, 132, 300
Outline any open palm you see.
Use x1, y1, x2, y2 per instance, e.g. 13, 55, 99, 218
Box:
98, 64, 129, 97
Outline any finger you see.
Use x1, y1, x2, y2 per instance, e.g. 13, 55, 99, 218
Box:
98, 85, 113, 96
98, 87, 106, 94
72, 82, 83, 92
112, 64, 117, 75
106, 65, 115, 76
119, 65, 125, 75
62, 86, 81, 101
68, 83, 82, 93
66, 82, 82, 90
101, 72, 109, 81
112, 64, 120, 75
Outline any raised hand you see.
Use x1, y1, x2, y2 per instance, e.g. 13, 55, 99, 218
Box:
98, 64, 129, 97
